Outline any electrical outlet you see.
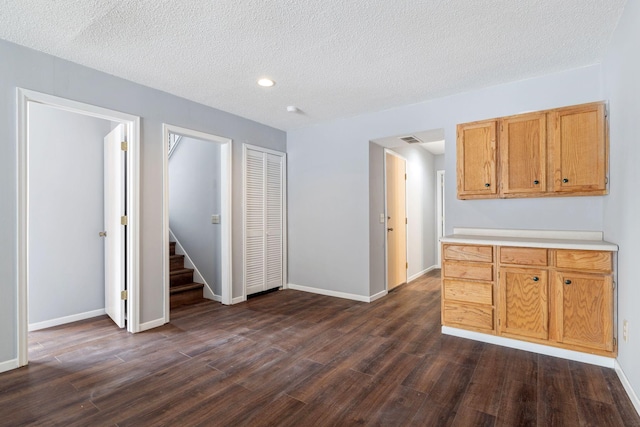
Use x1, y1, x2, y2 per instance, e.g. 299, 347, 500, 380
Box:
623, 320, 629, 343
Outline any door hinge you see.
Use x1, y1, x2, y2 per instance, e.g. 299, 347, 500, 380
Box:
405, 173, 407, 180
613, 281, 616, 290
614, 337, 617, 347
121, 141, 128, 151
405, 218, 408, 224
121, 215, 128, 226
121, 290, 128, 300
406, 262, 408, 269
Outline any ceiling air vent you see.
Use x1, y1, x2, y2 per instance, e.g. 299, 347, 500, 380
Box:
400, 135, 422, 144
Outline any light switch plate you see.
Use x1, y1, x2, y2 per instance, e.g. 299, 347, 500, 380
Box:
211, 214, 220, 224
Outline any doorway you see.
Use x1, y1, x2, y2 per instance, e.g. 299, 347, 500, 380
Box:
162, 124, 232, 320
385, 150, 408, 290
436, 170, 445, 268
17, 89, 140, 367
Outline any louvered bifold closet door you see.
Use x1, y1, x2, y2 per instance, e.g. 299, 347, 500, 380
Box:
245, 148, 266, 295
244, 146, 286, 297
265, 153, 283, 290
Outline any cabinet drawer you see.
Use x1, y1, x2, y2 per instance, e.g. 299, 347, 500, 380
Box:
443, 261, 493, 281
443, 302, 494, 331
555, 250, 612, 273
444, 280, 493, 305
443, 244, 493, 262
500, 247, 548, 266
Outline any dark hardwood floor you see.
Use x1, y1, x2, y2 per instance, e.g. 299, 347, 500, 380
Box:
1, 271, 638, 426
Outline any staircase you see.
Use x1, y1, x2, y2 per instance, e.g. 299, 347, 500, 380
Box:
169, 241, 205, 308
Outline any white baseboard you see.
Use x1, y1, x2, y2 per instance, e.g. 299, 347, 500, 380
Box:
231, 296, 246, 305
288, 283, 376, 303
408, 265, 437, 282
28, 309, 106, 332
615, 360, 640, 417
139, 317, 166, 332
0, 358, 19, 374
442, 326, 615, 368
206, 294, 222, 302
369, 290, 387, 302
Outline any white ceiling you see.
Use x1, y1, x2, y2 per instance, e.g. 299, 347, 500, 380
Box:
372, 128, 445, 154
0, 1, 627, 131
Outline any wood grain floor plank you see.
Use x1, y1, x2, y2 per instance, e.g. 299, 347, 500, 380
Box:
0, 270, 637, 426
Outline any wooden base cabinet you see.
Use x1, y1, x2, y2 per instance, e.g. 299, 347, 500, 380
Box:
553, 271, 614, 353
441, 244, 496, 333
442, 243, 616, 357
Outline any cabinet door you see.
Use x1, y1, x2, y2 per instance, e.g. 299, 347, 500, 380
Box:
550, 103, 607, 193
554, 271, 613, 351
499, 268, 548, 340
457, 120, 497, 199
500, 113, 546, 195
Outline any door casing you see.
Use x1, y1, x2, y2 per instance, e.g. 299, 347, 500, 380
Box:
17, 88, 141, 367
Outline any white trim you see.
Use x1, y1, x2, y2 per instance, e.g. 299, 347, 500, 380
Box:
615, 360, 640, 417
231, 296, 246, 305
162, 124, 233, 318
242, 144, 287, 300
436, 170, 445, 268
169, 229, 215, 300
210, 294, 222, 302
369, 290, 388, 302
288, 283, 374, 303
0, 359, 19, 374
408, 265, 437, 282
442, 326, 615, 368
17, 88, 141, 367
138, 317, 166, 332
29, 309, 106, 332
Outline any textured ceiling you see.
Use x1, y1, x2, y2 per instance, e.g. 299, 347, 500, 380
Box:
0, 0, 627, 130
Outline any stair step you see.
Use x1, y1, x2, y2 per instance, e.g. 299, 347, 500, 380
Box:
169, 241, 176, 256
170, 268, 194, 287
170, 282, 204, 309
169, 254, 185, 271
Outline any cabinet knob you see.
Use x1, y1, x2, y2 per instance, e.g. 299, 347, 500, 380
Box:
484, 183, 490, 187
563, 178, 569, 183
532, 276, 539, 282
533, 180, 539, 185
564, 279, 572, 285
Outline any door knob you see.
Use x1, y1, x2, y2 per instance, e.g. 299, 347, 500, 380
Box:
387, 228, 394, 232
99, 231, 107, 237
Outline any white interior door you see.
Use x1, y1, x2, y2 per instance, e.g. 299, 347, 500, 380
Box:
104, 124, 126, 328
244, 145, 285, 296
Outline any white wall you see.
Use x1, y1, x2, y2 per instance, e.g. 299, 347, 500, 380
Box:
602, 0, 640, 405
434, 154, 445, 173
369, 142, 386, 296
28, 103, 110, 324
288, 64, 604, 299
169, 136, 221, 295
389, 145, 437, 280
0, 39, 285, 366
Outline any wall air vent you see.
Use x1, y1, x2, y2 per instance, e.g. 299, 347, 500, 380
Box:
400, 135, 422, 144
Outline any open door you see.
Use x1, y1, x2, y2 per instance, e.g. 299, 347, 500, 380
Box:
104, 124, 126, 328
386, 151, 407, 290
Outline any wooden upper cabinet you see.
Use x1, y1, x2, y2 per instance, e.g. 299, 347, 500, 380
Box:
500, 113, 547, 196
457, 120, 497, 199
550, 103, 607, 193
456, 101, 608, 199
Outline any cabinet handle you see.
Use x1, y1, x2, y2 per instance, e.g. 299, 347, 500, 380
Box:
564, 279, 572, 285
484, 183, 490, 187
533, 180, 539, 185
532, 276, 539, 282
563, 178, 569, 183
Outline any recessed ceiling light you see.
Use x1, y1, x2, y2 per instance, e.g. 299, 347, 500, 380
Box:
257, 78, 275, 87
